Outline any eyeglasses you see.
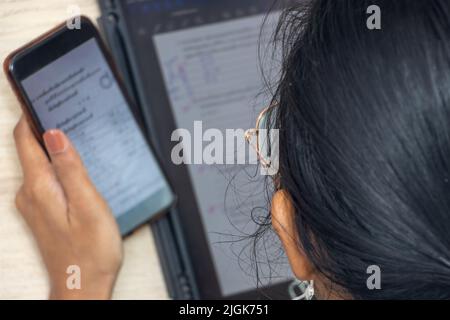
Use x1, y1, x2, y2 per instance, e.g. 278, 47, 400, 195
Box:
245, 101, 279, 169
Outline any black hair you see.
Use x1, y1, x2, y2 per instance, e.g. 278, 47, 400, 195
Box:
262, 0, 450, 299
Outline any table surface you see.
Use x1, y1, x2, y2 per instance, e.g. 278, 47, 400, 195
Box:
0, 0, 168, 299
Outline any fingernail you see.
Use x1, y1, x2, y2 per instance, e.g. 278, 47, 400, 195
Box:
43, 130, 67, 154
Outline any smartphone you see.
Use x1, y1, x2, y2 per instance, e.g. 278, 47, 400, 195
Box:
4, 16, 175, 236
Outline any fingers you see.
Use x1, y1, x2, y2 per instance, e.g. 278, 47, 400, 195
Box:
14, 117, 106, 219
13, 116, 52, 181
43, 129, 98, 203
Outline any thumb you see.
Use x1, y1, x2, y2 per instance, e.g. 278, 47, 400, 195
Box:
43, 129, 97, 202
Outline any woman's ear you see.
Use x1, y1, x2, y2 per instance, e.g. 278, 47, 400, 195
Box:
271, 190, 314, 281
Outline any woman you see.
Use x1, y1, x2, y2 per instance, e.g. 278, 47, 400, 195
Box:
13, 0, 450, 299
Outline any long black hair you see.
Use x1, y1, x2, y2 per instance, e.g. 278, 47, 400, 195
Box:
263, 0, 450, 299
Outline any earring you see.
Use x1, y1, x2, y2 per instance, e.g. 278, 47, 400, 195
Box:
288, 279, 315, 300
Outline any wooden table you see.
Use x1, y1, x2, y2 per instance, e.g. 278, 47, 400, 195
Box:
0, 0, 168, 299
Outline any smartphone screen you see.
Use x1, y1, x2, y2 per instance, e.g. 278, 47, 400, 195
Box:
13, 33, 173, 235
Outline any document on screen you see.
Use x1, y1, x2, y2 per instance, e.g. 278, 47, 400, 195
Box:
154, 13, 291, 296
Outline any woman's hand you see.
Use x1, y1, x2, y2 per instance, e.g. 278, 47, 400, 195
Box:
13, 116, 123, 299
